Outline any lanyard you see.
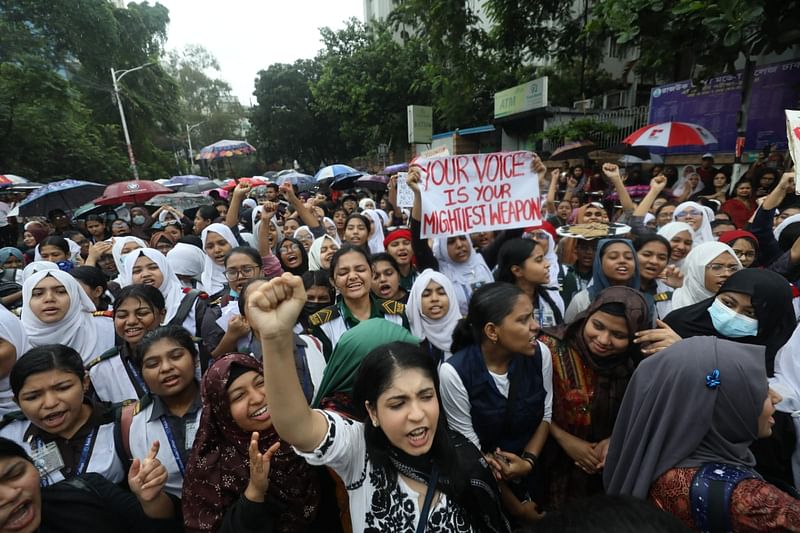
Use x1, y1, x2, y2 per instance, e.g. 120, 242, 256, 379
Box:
35, 428, 97, 481
415, 465, 439, 533
125, 357, 149, 395
159, 417, 185, 476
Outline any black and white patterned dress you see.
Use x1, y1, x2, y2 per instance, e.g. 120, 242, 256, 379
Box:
296, 410, 478, 532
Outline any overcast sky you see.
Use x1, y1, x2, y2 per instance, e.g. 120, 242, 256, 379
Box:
157, 0, 364, 106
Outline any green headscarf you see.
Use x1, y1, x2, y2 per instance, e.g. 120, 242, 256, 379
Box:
312, 318, 419, 408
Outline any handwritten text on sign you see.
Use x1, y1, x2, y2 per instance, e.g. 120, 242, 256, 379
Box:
416, 151, 541, 238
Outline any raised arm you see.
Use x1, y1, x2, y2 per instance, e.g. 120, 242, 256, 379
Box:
280, 183, 321, 229
247, 274, 328, 452
633, 175, 668, 218
545, 169, 560, 216
603, 163, 636, 214
225, 182, 252, 229
257, 202, 278, 257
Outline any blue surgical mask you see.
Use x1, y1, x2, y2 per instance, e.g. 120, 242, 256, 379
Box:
132, 215, 146, 226
229, 288, 239, 299
708, 297, 758, 338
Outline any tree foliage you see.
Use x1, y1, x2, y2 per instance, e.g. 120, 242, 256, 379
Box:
0, 0, 181, 182
536, 117, 619, 144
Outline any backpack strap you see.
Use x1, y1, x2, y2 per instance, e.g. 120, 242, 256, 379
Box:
690, 462, 761, 532
169, 289, 203, 327
85, 347, 120, 371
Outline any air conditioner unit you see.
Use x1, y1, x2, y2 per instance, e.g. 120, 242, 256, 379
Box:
573, 99, 593, 111
604, 91, 627, 109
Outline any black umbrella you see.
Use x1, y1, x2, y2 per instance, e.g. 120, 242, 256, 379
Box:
550, 140, 596, 161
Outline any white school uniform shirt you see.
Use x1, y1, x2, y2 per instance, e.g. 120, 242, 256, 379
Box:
88, 351, 142, 404
296, 410, 482, 532
128, 399, 203, 498
0, 418, 125, 485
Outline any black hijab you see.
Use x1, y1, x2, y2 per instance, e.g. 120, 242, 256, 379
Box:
663, 268, 795, 375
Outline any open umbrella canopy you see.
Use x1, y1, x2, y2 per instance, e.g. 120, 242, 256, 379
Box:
550, 140, 596, 161
623, 121, 718, 148
0, 174, 30, 187
221, 177, 270, 191
146, 192, 213, 211
275, 170, 315, 192
182, 179, 225, 194
95, 180, 173, 206
18, 179, 105, 216
381, 163, 409, 175
356, 174, 389, 191
196, 139, 256, 161
314, 164, 362, 183
71, 201, 117, 220
163, 175, 209, 188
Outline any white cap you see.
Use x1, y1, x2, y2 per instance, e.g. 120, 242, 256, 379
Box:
702, 152, 714, 159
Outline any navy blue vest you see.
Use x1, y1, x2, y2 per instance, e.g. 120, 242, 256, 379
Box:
448, 344, 546, 454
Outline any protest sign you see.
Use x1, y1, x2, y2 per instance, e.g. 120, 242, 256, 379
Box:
420, 145, 450, 159
396, 172, 414, 208
414, 151, 541, 239
786, 110, 800, 192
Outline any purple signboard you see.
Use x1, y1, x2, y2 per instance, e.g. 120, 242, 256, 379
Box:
648, 59, 800, 153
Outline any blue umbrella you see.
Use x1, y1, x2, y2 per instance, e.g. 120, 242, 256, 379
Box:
19, 179, 105, 216
163, 175, 209, 188
315, 164, 362, 191
275, 170, 315, 192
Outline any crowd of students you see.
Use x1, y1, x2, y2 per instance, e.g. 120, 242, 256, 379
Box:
0, 152, 797, 532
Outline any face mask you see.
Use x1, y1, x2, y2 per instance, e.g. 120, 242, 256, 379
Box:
229, 288, 239, 299
303, 301, 328, 318
132, 215, 146, 226
708, 297, 759, 338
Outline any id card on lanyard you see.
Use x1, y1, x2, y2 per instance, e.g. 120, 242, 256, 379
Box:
31, 429, 96, 487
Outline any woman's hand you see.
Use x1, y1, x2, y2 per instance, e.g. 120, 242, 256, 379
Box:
246, 273, 306, 341
561, 433, 601, 474
261, 201, 278, 222
531, 154, 547, 176
87, 241, 112, 262
279, 183, 297, 202
227, 314, 251, 338
660, 264, 684, 288
233, 181, 252, 199
649, 174, 667, 194
244, 433, 280, 503
602, 163, 622, 182
593, 438, 611, 469
128, 441, 168, 503
490, 449, 532, 480
634, 319, 682, 355
406, 168, 421, 194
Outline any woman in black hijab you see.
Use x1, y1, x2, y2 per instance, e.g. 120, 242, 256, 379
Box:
635, 269, 795, 375
603, 337, 798, 531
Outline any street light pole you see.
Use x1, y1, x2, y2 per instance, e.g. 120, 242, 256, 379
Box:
110, 63, 153, 180
186, 121, 205, 165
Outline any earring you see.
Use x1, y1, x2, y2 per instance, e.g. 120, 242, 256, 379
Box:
372, 419, 379, 427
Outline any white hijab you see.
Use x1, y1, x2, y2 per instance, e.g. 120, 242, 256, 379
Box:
432, 235, 493, 315
673, 201, 714, 245
670, 241, 741, 311
123, 248, 185, 324
111, 236, 147, 285
774, 213, 800, 242
201, 223, 239, 295
406, 269, 462, 361
771, 324, 800, 486
22, 261, 58, 283
22, 270, 115, 364
308, 235, 338, 271
363, 209, 385, 255
322, 217, 341, 245
166, 243, 206, 289
34, 238, 82, 263
0, 306, 26, 415
657, 221, 695, 270
672, 171, 703, 198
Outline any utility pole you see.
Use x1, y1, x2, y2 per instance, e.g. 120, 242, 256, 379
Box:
186, 121, 205, 168
111, 63, 154, 180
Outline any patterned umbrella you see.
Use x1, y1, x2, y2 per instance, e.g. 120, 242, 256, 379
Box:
623, 122, 718, 148
18, 179, 106, 216
95, 180, 173, 206
146, 192, 213, 210
315, 164, 362, 191
195, 139, 256, 161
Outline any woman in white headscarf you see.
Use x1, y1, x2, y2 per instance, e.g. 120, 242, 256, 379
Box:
308, 235, 339, 271
432, 235, 493, 315
201, 223, 238, 296
358, 197, 376, 211
0, 306, 25, 416
110, 236, 147, 285
166, 242, 206, 290
322, 217, 340, 244
657, 221, 695, 270
362, 209, 386, 255
673, 201, 714, 245
406, 269, 462, 364
670, 241, 741, 311
21, 269, 115, 365
123, 247, 197, 333
672, 170, 704, 200
293, 225, 315, 252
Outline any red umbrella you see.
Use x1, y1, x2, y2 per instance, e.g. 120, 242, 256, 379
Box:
95, 180, 173, 205
221, 177, 270, 191
623, 121, 718, 147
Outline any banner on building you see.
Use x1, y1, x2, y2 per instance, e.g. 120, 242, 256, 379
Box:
494, 77, 548, 119
414, 151, 541, 239
407, 105, 433, 144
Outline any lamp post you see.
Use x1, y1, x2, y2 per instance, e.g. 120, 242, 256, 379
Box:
111, 62, 154, 180
186, 121, 205, 166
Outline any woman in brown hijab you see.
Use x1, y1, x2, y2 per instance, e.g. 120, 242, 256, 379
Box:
537, 286, 649, 509
182, 353, 320, 532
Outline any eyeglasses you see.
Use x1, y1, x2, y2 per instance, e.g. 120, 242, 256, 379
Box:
677, 209, 702, 217
706, 263, 741, 274
280, 243, 302, 254
223, 266, 258, 280
732, 250, 756, 260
